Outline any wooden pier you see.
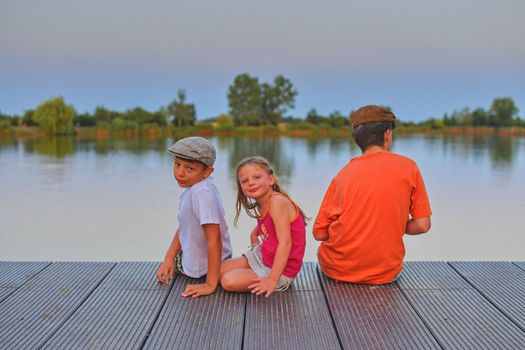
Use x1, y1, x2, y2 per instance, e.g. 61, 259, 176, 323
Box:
1, 261, 525, 349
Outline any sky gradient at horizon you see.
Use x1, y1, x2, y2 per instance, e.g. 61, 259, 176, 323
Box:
1, 0, 524, 121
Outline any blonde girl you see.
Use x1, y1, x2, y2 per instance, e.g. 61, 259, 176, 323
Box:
220, 156, 306, 297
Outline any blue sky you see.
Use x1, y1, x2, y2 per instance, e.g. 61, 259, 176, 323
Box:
1, 0, 524, 122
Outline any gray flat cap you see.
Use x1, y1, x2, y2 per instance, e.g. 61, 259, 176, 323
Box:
168, 136, 216, 167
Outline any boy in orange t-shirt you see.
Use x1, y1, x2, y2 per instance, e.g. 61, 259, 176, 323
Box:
313, 105, 432, 284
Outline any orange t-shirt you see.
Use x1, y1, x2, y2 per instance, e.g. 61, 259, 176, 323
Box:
313, 151, 431, 284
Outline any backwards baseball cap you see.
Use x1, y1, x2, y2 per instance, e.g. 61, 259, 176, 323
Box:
350, 105, 396, 129
168, 136, 216, 167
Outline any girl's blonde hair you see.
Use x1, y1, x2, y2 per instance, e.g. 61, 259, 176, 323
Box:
234, 156, 308, 226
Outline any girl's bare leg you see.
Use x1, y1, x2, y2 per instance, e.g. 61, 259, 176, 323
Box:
220, 256, 258, 292
220, 256, 249, 275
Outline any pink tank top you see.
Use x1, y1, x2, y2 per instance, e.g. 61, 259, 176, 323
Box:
257, 194, 306, 278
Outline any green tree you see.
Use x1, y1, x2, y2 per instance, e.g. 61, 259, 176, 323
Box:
0, 118, 11, 131
227, 74, 261, 126
94, 106, 119, 126
215, 114, 234, 128
472, 108, 489, 126
74, 112, 96, 127
0, 110, 9, 119
443, 112, 458, 126
456, 108, 472, 126
110, 117, 138, 131
328, 110, 347, 128
424, 118, 445, 130
0, 111, 12, 131
150, 111, 167, 126
306, 108, 321, 125
33, 97, 75, 134
124, 107, 155, 125
260, 75, 297, 125
490, 97, 518, 127
21, 109, 37, 126
169, 89, 196, 127
0, 111, 19, 128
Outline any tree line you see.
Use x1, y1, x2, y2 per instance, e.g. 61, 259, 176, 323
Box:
415, 97, 523, 130
0, 73, 523, 135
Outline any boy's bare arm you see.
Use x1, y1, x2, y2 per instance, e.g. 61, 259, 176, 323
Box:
181, 223, 222, 297
156, 230, 181, 285
313, 230, 329, 241
204, 224, 222, 290
164, 230, 181, 260
405, 216, 431, 235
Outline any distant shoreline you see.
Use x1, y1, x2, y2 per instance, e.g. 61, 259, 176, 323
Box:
2, 125, 525, 139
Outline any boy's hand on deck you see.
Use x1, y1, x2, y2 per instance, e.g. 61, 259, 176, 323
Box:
249, 277, 277, 297
156, 261, 174, 285
181, 283, 216, 298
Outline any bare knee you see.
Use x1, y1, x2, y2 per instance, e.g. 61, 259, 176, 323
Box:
220, 259, 233, 277
220, 256, 247, 277
220, 272, 236, 291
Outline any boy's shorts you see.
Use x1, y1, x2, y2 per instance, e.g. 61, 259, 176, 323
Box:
174, 251, 186, 275
174, 251, 232, 278
243, 243, 294, 292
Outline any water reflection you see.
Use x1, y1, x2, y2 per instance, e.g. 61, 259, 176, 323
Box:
489, 136, 514, 168
0, 137, 16, 149
419, 135, 519, 171
304, 136, 356, 158
1, 133, 525, 262
0, 134, 520, 172
216, 137, 294, 186
23, 137, 75, 159
0, 136, 173, 159
88, 137, 170, 156
305, 137, 322, 157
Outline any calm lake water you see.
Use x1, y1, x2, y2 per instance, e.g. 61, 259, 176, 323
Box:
1, 134, 524, 262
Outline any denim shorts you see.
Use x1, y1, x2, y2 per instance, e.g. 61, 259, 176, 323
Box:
243, 243, 294, 291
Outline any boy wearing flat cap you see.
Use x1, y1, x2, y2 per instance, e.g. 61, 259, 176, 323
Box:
313, 105, 431, 284
156, 136, 232, 297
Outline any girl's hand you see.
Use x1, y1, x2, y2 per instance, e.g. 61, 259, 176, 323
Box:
181, 283, 216, 298
249, 277, 277, 297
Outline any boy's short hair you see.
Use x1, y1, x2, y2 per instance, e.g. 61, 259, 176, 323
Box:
352, 121, 394, 152
168, 137, 216, 167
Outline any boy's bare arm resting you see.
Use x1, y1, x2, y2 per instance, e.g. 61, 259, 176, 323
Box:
156, 230, 181, 285
313, 230, 329, 241
181, 223, 222, 297
405, 216, 431, 235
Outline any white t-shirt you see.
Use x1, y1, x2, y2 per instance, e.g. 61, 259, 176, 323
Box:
178, 177, 232, 278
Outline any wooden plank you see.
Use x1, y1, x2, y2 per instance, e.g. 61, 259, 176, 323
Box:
320, 265, 439, 350
0, 262, 114, 350
40, 262, 170, 350
291, 261, 322, 291
0, 261, 50, 303
244, 262, 340, 349
450, 262, 525, 331
143, 275, 245, 350
398, 261, 525, 349
514, 261, 525, 272
0, 261, 522, 349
